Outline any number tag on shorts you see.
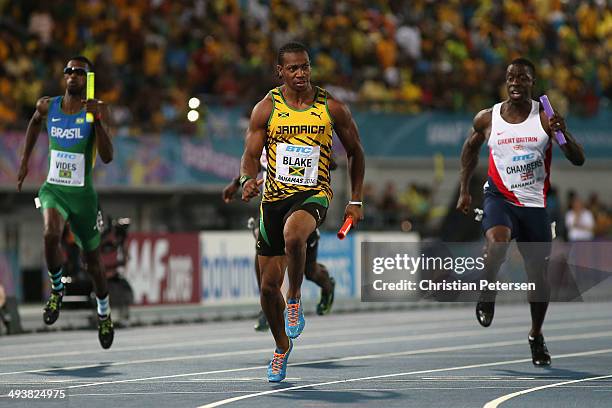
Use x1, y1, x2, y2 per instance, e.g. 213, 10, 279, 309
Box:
275, 143, 320, 186
47, 149, 85, 187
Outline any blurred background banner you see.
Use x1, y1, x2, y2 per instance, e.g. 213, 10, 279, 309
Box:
3, 110, 610, 189
200, 231, 259, 304
125, 233, 200, 305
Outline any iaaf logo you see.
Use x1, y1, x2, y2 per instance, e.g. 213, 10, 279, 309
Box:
286, 145, 313, 154
126, 238, 195, 304
512, 153, 535, 162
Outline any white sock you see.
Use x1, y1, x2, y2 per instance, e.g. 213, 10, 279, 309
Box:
97, 295, 110, 318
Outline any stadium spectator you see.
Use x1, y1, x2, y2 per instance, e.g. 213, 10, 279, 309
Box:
0, 1, 609, 132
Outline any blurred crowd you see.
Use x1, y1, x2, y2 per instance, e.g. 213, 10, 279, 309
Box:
360, 181, 612, 241
1, 0, 610, 133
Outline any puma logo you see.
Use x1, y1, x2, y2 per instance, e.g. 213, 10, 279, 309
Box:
310, 111, 322, 120
315, 209, 321, 221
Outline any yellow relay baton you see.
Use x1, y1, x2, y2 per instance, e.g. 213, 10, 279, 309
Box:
86, 72, 95, 123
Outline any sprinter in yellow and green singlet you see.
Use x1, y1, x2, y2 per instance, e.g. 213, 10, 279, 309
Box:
240, 42, 365, 382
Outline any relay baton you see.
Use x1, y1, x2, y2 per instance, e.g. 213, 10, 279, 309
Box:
337, 216, 353, 240
539, 95, 566, 145
86, 72, 95, 123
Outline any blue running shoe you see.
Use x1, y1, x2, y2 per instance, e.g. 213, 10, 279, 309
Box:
284, 299, 305, 338
267, 339, 293, 382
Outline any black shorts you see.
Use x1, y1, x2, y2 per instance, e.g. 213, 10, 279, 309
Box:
257, 190, 328, 256
481, 193, 552, 242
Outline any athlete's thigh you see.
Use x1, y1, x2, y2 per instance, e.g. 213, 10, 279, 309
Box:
39, 184, 70, 226
68, 192, 101, 252
257, 200, 291, 257
515, 207, 552, 243
286, 190, 328, 228
482, 194, 517, 239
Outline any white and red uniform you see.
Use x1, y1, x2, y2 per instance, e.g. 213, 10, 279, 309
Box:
485, 100, 552, 208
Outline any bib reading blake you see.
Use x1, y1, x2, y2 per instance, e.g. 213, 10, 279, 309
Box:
47, 149, 85, 186
276, 143, 320, 186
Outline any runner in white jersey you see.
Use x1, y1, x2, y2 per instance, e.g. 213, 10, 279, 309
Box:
485, 99, 551, 207
456, 58, 585, 366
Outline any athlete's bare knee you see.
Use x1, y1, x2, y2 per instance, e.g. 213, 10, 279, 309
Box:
260, 278, 281, 298
284, 233, 306, 256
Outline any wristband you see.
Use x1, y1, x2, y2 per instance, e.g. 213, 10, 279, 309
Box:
348, 201, 363, 206
239, 175, 253, 187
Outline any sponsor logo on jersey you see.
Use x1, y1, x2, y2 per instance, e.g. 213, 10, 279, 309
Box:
310, 111, 322, 120
512, 153, 535, 162
56, 152, 77, 160
285, 145, 313, 154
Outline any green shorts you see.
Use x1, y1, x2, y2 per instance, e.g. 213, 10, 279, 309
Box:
38, 183, 101, 252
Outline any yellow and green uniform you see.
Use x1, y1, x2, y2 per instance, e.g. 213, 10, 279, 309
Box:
263, 86, 334, 204
256, 86, 335, 256
38, 96, 101, 251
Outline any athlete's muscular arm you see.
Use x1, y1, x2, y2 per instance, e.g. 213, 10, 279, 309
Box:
240, 96, 271, 202
456, 109, 491, 215
327, 96, 365, 226
18, 97, 50, 192
85, 99, 113, 163
539, 110, 585, 166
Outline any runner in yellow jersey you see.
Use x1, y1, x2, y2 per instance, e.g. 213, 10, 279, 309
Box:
240, 42, 365, 382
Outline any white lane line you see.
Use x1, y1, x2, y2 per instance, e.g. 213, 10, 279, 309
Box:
4, 307, 610, 352
3, 317, 611, 377
62, 330, 612, 390
482, 374, 612, 407
0, 312, 550, 362
0, 314, 533, 363
0, 309, 471, 350
197, 348, 612, 408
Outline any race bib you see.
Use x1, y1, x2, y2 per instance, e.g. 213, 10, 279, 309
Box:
275, 143, 320, 186
47, 149, 85, 187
